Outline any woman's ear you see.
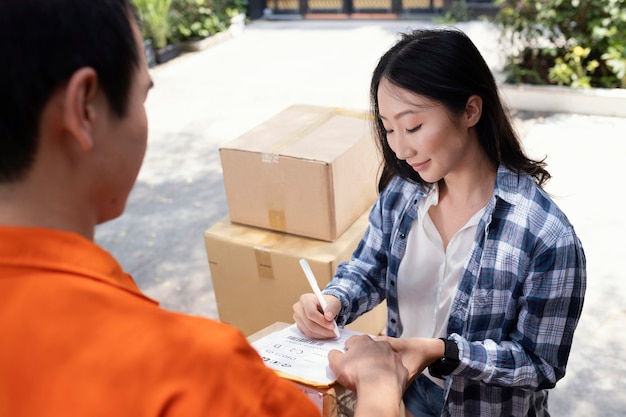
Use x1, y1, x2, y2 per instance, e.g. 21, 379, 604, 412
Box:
62, 67, 100, 151
464, 95, 483, 128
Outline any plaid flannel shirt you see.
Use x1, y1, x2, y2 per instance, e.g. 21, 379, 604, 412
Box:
323, 165, 586, 417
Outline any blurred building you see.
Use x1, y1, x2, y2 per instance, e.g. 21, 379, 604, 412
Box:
249, 0, 498, 21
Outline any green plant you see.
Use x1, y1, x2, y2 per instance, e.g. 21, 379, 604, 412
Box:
133, 0, 173, 49
549, 45, 600, 88
494, 0, 626, 88
434, 1, 472, 23
171, 0, 247, 41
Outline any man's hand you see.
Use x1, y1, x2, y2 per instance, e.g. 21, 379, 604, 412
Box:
374, 336, 445, 381
328, 335, 408, 417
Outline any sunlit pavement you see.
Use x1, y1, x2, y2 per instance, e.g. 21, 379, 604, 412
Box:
95, 18, 626, 416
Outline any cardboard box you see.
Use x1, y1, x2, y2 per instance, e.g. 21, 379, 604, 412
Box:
204, 209, 386, 337
290, 382, 355, 417
219, 104, 380, 241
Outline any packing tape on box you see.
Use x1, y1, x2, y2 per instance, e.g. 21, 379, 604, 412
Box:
253, 233, 282, 279
259, 107, 374, 164
254, 247, 273, 279
268, 209, 286, 232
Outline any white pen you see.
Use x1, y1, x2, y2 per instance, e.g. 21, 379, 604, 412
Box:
298, 258, 341, 338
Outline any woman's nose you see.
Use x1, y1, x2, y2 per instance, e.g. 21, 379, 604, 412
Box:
392, 136, 416, 161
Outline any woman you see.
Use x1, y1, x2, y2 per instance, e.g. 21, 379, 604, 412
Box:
293, 28, 586, 417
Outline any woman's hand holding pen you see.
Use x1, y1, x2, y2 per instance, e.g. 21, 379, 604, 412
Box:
293, 293, 342, 339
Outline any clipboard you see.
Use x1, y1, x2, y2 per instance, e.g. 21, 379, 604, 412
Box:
250, 322, 365, 388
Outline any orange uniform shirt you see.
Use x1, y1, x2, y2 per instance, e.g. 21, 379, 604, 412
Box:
0, 227, 320, 417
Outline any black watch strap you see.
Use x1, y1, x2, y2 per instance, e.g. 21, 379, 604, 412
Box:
428, 338, 460, 379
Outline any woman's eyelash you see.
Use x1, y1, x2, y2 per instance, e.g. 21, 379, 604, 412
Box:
382, 124, 421, 135
406, 124, 422, 133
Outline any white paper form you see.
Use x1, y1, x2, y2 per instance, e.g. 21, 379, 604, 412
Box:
251, 323, 365, 387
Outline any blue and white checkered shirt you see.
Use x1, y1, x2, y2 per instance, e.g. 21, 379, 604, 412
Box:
323, 165, 586, 416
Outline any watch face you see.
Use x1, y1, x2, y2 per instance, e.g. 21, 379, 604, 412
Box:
443, 339, 460, 360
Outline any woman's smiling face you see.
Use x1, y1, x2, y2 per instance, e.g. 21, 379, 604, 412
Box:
377, 77, 476, 184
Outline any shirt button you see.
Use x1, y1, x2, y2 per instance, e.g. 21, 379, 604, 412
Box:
390, 280, 395, 286
390, 319, 396, 324
399, 233, 406, 239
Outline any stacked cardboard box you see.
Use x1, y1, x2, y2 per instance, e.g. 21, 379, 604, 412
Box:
204, 210, 386, 336
203, 104, 386, 337
218, 104, 379, 241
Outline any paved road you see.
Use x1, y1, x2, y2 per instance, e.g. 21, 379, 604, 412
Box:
95, 18, 626, 416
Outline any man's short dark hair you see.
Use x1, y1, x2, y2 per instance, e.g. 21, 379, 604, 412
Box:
0, 0, 140, 182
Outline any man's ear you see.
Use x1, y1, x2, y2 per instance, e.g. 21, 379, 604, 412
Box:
464, 95, 483, 128
62, 67, 100, 151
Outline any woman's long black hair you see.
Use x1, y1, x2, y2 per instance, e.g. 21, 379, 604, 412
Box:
371, 28, 550, 192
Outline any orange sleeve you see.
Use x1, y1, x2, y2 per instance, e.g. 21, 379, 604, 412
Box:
157, 319, 321, 417
220, 334, 321, 417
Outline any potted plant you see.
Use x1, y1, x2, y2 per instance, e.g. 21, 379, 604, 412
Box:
494, 0, 626, 89
492, 0, 626, 116
171, 0, 247, 52
133, 0, 180, 64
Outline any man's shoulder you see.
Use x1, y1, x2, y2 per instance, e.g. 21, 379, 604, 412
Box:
123, 307, 251, 360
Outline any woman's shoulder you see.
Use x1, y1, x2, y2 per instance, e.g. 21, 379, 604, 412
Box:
496, 166, 578, 240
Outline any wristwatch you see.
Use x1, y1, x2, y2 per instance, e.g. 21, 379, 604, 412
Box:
428, 338, 460, 379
